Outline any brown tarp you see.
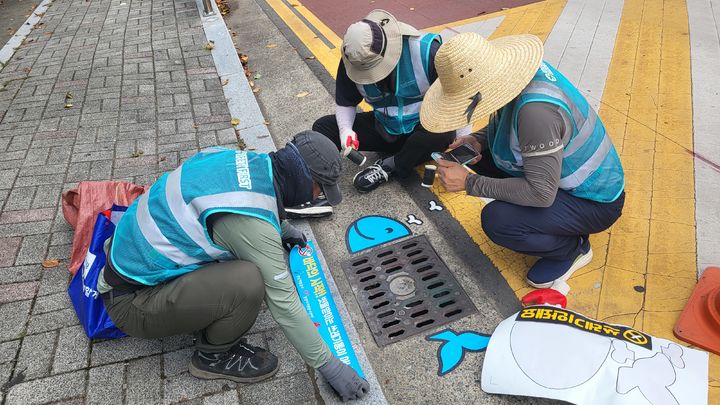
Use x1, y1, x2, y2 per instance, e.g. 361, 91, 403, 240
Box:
62, 181, 147, 275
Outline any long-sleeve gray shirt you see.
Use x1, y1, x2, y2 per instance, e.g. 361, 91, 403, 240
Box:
465, 102, 572, 207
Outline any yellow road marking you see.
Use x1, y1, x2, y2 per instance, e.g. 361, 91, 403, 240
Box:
264, 0, 341, 77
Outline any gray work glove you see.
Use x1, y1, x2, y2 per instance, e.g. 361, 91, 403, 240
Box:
281, 220, 307, 253
318, 356, 369, 402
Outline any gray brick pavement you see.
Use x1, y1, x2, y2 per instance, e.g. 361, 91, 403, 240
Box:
0, 0, 312, 403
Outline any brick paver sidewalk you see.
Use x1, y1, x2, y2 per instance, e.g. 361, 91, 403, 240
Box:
0, 0, 317, 403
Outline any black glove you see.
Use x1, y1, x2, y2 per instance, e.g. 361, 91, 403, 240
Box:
318, 356, 369, 402
281, 221, 307, 252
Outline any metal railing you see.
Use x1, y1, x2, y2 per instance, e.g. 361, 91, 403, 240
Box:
201, 0, 216, 16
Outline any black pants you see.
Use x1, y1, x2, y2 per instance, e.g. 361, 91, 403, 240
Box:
469, 158, 625, 260
312, 112, 456, 177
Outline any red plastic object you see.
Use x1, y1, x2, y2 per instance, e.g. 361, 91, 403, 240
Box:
673, 267, 720, 356
521, 288, 567, 308
345, 133, 359, 150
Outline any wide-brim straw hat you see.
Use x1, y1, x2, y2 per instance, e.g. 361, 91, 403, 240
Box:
420, 32, 544, 133
341, 9, 420, 85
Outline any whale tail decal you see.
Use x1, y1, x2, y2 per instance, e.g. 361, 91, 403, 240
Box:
426, 329, 491, 376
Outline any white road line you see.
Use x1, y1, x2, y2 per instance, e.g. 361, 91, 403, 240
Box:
544, 0, 624, 111
688, 0, 720, 276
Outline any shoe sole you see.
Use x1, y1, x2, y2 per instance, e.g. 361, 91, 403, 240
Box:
285, 211, 333, 219
188, 361, 279, 384
526, 248, 594, 289
284, 207, 333, 218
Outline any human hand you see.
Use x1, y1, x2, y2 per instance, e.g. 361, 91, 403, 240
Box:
447, 135, 482, 164
318, 356, 369, 402
281, 222, 307, 252
344, 132, 359, 152
437, 159, 470, 192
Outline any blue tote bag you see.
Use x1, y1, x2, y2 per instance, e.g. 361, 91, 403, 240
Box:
68, 205, 127, 340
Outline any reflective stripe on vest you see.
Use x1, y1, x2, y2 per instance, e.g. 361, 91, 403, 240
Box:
488, 61, 625, 203
357, 33, 440, 135
110, 148, 280, 286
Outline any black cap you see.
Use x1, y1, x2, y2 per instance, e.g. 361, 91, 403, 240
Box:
291, 130, 343, 205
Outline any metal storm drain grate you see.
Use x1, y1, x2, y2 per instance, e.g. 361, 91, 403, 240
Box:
341, 235, 477, 346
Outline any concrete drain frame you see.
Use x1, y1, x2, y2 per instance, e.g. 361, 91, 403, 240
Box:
341, 235, 477, 346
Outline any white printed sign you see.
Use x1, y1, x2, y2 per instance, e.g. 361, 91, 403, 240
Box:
481, 306, 709, 405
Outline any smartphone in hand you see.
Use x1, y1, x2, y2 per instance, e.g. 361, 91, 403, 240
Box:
431, 144, 480, 165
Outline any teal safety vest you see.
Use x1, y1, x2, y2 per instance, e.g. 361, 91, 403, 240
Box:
110, 147, 280, 286
487, 61, 625, 203
357, 33, 441, 135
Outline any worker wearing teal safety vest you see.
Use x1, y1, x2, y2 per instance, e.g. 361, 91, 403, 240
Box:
99, 131, 369, 402
299, 9, 470, 219
421, 33, 625, 289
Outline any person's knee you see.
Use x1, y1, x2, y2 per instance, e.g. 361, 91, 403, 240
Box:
213, 263, 265, 307
481, 202, 517, 245
312, 115, 335, 134
235, 264, 265, 305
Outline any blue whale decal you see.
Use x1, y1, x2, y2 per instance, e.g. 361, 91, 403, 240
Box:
345, 215, 411, 254
426, 329, 491, 376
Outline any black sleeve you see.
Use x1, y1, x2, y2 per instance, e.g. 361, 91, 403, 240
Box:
335, 60, 364, 107
427, 39, 442, 84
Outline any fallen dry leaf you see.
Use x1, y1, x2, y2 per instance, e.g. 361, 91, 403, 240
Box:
222, 79, 229, 86
264, 121, 270, 125
296, 91, 310, 98
215, 0, 230, 15
205, 40, 215, 50
64, 92, 73, 108
230, 118, 240, 126
253, 73, 262, 80
305, 56, 316, 60
265, 43, 277, 48
192, 122, 199, 129
41, 259, 59, 268
239, 54, 249, 64
131, 150, 144, 158
290, 3, 299, 6
249, 81, 255, 87
252, 88, 260, 93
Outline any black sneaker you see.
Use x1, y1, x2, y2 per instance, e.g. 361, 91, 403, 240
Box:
189, 340, 279, 383
353, 160, 390, 193
285, 193, 333, 218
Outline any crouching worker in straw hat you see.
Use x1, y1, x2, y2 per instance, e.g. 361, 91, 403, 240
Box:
98, 131, 369, 402
307, 9, 471, 200
421, 33, 625, 288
